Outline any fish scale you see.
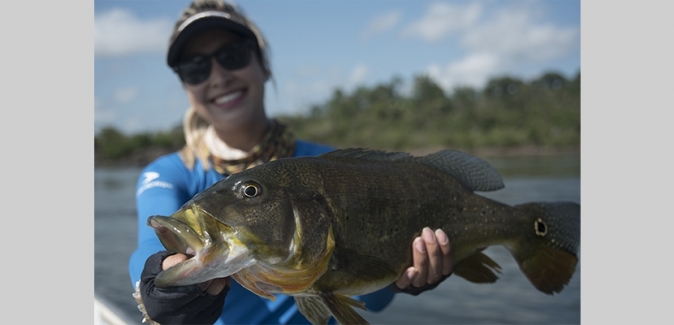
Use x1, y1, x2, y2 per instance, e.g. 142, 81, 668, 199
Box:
311, 159, 509, 264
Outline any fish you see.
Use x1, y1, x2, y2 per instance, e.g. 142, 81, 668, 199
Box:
146, 148, 580, 325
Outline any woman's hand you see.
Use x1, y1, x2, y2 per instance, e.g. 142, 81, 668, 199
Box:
163, 253, 231, 295
137, 251, 230, 324
392, 227, 453, 295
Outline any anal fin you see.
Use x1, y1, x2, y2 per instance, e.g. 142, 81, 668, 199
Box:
320, 292, 368, 325
315, 248, 399, 295
453, 251, 502, 283
295, 296, 332, 325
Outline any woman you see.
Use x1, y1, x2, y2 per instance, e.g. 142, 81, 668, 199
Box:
129, 1, 453, 324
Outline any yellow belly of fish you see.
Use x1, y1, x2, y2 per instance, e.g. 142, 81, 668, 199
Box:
233, 229, 336, 300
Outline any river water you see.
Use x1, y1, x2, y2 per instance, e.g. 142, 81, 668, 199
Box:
94, 154, 580, 324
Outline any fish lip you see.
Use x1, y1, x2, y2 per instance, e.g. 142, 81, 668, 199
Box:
147, 210, 254, 287
147, 205, 234, 253
147, 215, 207, 255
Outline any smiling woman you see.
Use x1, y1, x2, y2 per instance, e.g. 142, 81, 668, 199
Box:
127, 1, 455, 325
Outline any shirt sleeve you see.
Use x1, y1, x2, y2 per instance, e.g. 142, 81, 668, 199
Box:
128, 155, 193, 288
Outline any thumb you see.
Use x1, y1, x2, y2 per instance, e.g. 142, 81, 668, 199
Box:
162, 253, 189, 270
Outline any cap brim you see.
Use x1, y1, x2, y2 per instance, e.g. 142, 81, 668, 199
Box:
167, 15, 256, 67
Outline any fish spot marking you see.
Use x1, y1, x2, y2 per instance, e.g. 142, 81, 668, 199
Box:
534, 218, 547, 237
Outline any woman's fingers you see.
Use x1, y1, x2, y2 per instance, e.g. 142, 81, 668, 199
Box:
205, 277, 231, 296
422, 227, 442, 284
411, 236, 429, 287
395, 266, 418, 289
162, 253, 188, 270
436, 229, 453, 276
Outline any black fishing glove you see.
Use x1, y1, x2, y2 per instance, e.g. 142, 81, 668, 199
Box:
139, 251, 228, 324
388, 274, 451, 296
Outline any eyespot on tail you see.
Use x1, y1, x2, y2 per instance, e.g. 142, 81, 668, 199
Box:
509, 202, 580, 294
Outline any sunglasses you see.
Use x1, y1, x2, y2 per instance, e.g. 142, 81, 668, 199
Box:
172, 39, 255, 85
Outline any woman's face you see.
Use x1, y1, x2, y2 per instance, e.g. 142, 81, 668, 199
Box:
180, 29, 268, 130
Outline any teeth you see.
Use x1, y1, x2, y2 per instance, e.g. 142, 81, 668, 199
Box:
215, 91, 242, 104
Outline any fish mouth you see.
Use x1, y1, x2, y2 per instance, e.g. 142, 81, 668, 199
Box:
147, 206, 256, 287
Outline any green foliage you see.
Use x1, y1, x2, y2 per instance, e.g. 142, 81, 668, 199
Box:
282, 71, 580, 150
96, 71, 580, 164
95, 124, 185, 162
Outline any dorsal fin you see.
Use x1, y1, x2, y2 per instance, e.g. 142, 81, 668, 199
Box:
319, 148, 413, 161
418, 150, 504, 192
320, 148, 504, 192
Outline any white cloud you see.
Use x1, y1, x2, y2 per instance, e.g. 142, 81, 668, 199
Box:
363, 11, 401, 39
94, 98, 117, 127
427, 52, 500, 91
424, 4, 579, 93
310, 80, 331, 95
121, 117, 145, 134
401, 2, 482, 42
348, 64, 370, 87
296, 65, 321, 77
281, 78, 331, 115
284, 80, 299, 95
95, 8, 173, 57
461, 8, 579, 63
113, 87, 139, 103
279, 64, 372, 115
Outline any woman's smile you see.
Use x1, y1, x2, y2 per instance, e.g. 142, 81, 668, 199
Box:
212, 89, 246, 109
214, 90, 244, 105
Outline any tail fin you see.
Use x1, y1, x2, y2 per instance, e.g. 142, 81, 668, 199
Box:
508, 202, 580, 294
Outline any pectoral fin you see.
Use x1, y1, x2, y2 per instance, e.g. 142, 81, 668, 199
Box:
316, 248, 399, 295
295, 296, 332, 325
320, 292, 368, 325
452, 251, 502, 283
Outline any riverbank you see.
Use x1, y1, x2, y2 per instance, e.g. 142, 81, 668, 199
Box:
95, 147, 175, 168
404, 145, 580, 157
94, 145, 580, 168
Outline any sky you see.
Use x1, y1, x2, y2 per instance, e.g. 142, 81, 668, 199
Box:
95, 0, 580, 135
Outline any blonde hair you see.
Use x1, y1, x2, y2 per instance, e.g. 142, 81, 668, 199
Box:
173, 0, 274, 170
178, 106, 210, 170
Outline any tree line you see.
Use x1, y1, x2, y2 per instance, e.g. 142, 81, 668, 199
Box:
95, 71, 580, 165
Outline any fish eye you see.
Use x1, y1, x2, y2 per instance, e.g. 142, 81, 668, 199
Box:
242, 183, 261, 198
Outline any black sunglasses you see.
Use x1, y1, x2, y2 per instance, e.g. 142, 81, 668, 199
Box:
172, 39, 255, 85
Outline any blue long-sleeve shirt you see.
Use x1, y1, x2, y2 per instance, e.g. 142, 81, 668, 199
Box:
129, 140, 395, 324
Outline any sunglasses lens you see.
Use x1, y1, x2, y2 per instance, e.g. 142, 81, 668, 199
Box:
177, 56, 212, 85
214, 40, 252, 70
174, 40, 253, 85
